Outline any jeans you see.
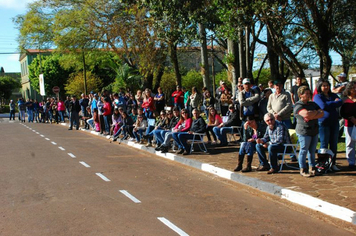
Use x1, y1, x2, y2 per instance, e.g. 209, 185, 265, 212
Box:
87, 118, 94, 129
213, 126, 233, 145
59, 110, 65, 122
133, 129, 145, 142
206, 126, 217, 142
103, 115, 111, 133
172, 132, 195, 151
256, 143, 284, 169
297, 134, 318, 169
145, 125, 156, 143
20, 110, 26, 121
70, 111, 79, 129
281, 119, 292, 129
345, 126, 356, 166
162, 132, 174, 146
27, 110, 33, 122
319, 121, 339, 164
239, 142, 256, 157
154, 130, 169, 145
9, 110, 15, 120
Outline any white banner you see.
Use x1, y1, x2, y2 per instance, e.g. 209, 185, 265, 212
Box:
39, 74, 45, 96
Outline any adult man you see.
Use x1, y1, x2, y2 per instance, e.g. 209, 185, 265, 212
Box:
291, 76, 303, 105
171, 85, 184, 109
172, 109, 207, 155
9, 100, 15, 120
267, 80, 293, 129
238, 78, 260, 122
255, 113, 291, 174
332, 72, 348, 98
68, 95, 81, 130
213, 104, 240, 146
79, 93, 89, 117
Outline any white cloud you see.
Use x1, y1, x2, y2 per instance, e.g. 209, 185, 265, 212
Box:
0, 0, 36, 11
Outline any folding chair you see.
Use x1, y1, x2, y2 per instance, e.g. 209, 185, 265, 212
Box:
187, 133, 207, 153
222, 116, 242, 143
278, 129, 299, 172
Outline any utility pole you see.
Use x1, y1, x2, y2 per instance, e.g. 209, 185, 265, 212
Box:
211, 37, 216, 97
82, 49, 87, 96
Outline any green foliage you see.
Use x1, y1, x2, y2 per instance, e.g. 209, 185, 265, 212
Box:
0, 76, 21, 100
159, 70, 177, 99
28, 53, 73, 97
65, 71, 103, 97
182, 70, 204, 91
110, 63, 143, 93
253, 68, 271, 87
214, 70, 230, 88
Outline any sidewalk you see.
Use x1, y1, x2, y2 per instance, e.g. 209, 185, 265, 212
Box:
8, 116, 355, 225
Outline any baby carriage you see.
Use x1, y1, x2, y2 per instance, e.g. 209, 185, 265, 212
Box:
315, 148, 334, 174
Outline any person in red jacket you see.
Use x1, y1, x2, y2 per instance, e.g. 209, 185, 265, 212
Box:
171, 85, 184, 110
142, 89, 155, 118
103, 97, 112, 135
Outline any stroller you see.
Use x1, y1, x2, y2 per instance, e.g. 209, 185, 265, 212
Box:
315, 148, 334, 174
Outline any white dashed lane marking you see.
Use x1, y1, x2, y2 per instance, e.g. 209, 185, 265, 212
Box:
45, 138, 50, 141
58, 147, 65, 151
79, 161, 90, 168
95, 173, 111, 182
51, 142, 57, 145
119, 190, 141, 203
157, 217, 189, 236
68, 153, 76, 158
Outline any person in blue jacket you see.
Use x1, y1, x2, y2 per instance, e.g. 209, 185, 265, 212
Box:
313, 80, 343, 171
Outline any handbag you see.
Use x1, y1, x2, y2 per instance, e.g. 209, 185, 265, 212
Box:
351, 126, 356, 142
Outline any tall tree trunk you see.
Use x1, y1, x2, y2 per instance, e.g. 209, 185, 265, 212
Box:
169, 42, 181, 86
341, 55, 350, 76
227, 39, 239, 97
245, 26, 252, 79
238, 28, 246, 78
199, 23, 211, 91
267, 30, 281, 81
153, 65, 164, 92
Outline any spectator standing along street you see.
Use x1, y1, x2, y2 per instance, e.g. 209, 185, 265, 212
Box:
68, 95, 81, 130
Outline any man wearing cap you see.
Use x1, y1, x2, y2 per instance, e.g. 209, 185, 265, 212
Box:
213, 104, 240, 146
238, 78, 260, 122
171, 85, 184, 110
332, 72, 348, 98
267, 80, 293, 129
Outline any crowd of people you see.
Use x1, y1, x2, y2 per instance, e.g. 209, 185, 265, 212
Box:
11, 72, 356, 177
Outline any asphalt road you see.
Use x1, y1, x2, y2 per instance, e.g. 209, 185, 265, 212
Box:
0, 120, 354, 236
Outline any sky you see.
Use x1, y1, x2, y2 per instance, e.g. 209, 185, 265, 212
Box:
0, 0, 34, 73
0, 0, 342, 74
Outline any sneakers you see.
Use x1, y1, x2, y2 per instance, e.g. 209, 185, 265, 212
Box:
182, 150, 191, 155
146, 143, 152, 147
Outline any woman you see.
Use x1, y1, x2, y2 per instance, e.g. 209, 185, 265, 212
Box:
112, 111, 134, 142
171, 108, 193, 154
142, 89, 155, 119
340, 81, 356, 169
189, 87, 201, 116
57, 98, 66, 123
133, 115, 148, 143
111, 108, 122, 135
234, 116, 264, 172
154, 87, 165, 114
203, 90, 215, 120
313, 80, 343, 171
220, 89, 232, 116
206, 107, 222, 144
126, 93, 137, 114
144, 110, 169, 147
103, 97, 112, 135
135, 90, 143, 108
294, 86, 324, 177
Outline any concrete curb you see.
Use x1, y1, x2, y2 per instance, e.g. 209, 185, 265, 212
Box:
61, 123, 356, 224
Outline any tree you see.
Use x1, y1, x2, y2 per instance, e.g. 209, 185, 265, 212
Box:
0, 76, 21, 100
28, 53, 73, 97
65, 71, 103, 97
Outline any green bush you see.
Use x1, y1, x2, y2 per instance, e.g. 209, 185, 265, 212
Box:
0, 105, 10, 113
182, 70, 204, 91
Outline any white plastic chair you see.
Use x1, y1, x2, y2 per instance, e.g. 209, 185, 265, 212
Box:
187, 133, 207, 153
278, 129, 299, 172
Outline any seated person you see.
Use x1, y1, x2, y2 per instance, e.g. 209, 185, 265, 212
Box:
159, 108, 192, 153
133, 115, 148, 143
111, 108, 122, 135
144, 111, 169, 147
206, 107, 222, 144
172, 109, 207, 155
234, 116, 264, 172
82, 106, 93, 130
255, 113, 291, 174
112, 111, 134, 141
154, 107, 180, 151
213, 104, 240, 146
